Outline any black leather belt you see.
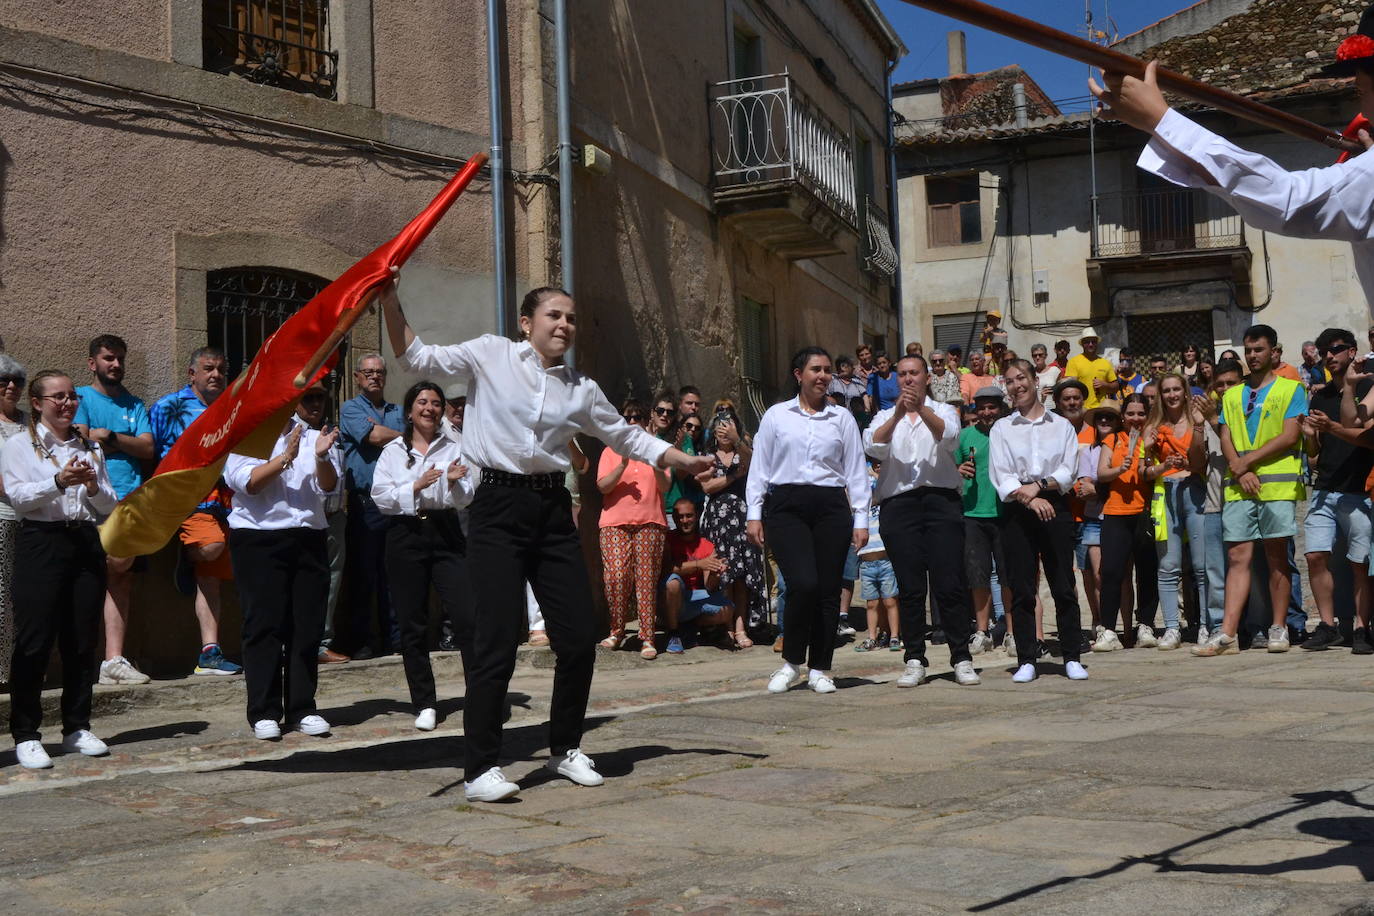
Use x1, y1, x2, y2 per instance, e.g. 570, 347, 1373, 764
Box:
22, 518, 95, 529
480, 468, 563, 490
416, 508, 459, 521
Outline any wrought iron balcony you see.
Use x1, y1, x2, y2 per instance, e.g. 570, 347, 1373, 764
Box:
710, 73, 858, 259
861, 196, 897, 280
203, 0, 338, 100
1091, 188, 1244, 259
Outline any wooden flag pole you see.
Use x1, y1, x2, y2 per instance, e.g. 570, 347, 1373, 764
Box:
899, 0, 1362, 154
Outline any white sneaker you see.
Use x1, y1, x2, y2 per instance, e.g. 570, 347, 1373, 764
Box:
252, 719, 281, 740
98, 656, 150, 685
1196, 625, 1210, 645
836, 619, 856, 637
1094, 624, 1106, 637
767, 664, 799, 694
1065, 660, 1089, 681
60, 729, 108, 757
548, 748, 605, 786
1157, 628, 1182, 651
296, 715, 330, 736
1002, 633, 1016, 657
953, 660, 981, 685
15, 740, 52, 769
1135, 624, 1159, 648
896, 659, 926, 688
1092, 629, 1123, 652
808, 670, 836, 693
1011, 663, 1037, 684
465, 766, 520, 801
968, 631, 992, 656
414, 708, 437, 731
1267, 624, 1291, 653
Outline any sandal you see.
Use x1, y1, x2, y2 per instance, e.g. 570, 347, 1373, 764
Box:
640, 645, 658, 660
733, 632, 755, 649
528, 631, 550, 647
598, 634, 624, 650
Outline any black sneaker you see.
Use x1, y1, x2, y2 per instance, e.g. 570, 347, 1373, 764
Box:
1301, 622, 1342, 651
1289, 626, 1309, 646
1354, 628, 1374, 656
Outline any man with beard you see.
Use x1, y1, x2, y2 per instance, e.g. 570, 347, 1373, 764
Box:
74, 335, 154, 685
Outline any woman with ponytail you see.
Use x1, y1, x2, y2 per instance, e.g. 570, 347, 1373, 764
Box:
372, 381, 474, 732
1, 370, 117, 769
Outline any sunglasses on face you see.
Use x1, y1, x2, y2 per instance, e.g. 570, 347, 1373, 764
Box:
624, 414, 644, 422
1321, 343, 1353, 356
653, 407, 674, 416
0, 376, 23, 388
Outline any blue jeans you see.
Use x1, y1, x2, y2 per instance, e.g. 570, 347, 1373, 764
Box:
1202, 511, 1226, 630
774, 567, 785, 630
1157, 477, 1207, 631
989, 559, 1006, 621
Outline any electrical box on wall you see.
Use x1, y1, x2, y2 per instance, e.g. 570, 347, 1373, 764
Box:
1032, 268, 1049, 306
581, 143, 612, 176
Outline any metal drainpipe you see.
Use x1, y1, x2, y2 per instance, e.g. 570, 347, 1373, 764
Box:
486, 0, 508, 338
555, 0, 576, 367
886, 58, 903, 345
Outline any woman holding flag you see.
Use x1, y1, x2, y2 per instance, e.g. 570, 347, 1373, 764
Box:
379, 278, 711, 803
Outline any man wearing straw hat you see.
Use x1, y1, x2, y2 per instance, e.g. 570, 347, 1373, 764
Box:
1066, 329, 1117, 411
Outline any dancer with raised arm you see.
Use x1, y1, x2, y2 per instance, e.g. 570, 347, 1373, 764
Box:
380, 279, 710, 802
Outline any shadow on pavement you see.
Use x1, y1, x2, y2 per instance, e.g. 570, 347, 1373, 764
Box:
970, 785, 1374, 910
317, 692, 530, 728
105, 720, 209, 746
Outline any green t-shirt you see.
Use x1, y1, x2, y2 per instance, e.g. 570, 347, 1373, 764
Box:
957, 424, 1002, 518
661, 432, 702, 512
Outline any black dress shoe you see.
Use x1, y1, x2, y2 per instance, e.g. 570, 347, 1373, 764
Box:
437, 635, 457, 652
351, 646, 377, 661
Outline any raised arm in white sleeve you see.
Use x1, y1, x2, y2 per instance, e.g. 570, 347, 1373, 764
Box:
400, 334, 484, 380
579, 384, 671, 468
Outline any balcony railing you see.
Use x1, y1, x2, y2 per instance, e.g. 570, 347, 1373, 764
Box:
710, 72, 857, 228
862, 196, 897, 280
1092, 188, 1244, 258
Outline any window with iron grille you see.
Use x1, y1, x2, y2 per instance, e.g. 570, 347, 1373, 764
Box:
737, 296, 772, 429
206, 267, 346, 404
203, 0, 338, 100
926, 174, 982, 247
1125, 310, 1215, 371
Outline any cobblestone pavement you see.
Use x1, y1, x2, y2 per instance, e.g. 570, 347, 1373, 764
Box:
4, 634, 1374, 915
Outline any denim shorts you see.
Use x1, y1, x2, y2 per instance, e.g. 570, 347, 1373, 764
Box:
662, 574, 733, 621
843, 545, 860, 581
1304, 490, 1373, 563
1221, 498, 1297, 542
1074, 518, 1102, 569
859, 557, 898, 600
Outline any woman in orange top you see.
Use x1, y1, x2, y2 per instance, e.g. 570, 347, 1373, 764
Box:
1095, 394, 1159, 649
597, 399, 671, 658
1146, 372, 1207, 651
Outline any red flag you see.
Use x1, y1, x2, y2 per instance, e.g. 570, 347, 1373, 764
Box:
102, 155, 488, 556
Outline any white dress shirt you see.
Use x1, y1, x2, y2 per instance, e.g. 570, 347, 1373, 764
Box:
1139, 107, 1374, 309
401, 335, 669, 474
371, 424, 475, 515
745, 397, 871, 527
988, 408, 1078, 502
863, 401, 963, 502
224, 420, 342, 531
0, 422, 118, 522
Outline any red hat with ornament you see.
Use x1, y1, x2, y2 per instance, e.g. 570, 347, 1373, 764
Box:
1323, 6, 1374, 76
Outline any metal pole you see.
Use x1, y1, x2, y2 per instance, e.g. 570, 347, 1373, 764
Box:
555, 0, 575, 367
486, 0, 509, 337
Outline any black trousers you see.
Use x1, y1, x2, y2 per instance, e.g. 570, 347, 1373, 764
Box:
765, 485, 852, 672
384, 511, 473, 712
346, 490, 396, 652
8, 522, 105, 742
229, 527, 329, 726
1000, 497, 1082, 665
1099, 511, 1159, 633
463, 482, 595, 781
880, 487, 973, 666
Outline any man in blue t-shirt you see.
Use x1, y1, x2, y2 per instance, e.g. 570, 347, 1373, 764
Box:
339, 352, 404, 658
73, 335, 155, 686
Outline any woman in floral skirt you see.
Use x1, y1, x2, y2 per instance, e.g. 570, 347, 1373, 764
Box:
698, 406, 765, 647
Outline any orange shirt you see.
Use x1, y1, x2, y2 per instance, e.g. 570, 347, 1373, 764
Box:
597, 448, 666, 528
1154, 424, 1193, 479
1069, 424, 1095, 522
1103, 431, 1148, 515
1274, 361, 1301, 382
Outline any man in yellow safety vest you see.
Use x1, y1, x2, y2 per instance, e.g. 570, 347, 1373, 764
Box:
1194, 324, 1308, 657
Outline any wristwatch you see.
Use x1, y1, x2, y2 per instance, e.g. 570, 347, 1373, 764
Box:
1037, 477, 1052, 492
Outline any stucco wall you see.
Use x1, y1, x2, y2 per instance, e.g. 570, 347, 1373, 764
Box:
1, 0, 170, 60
